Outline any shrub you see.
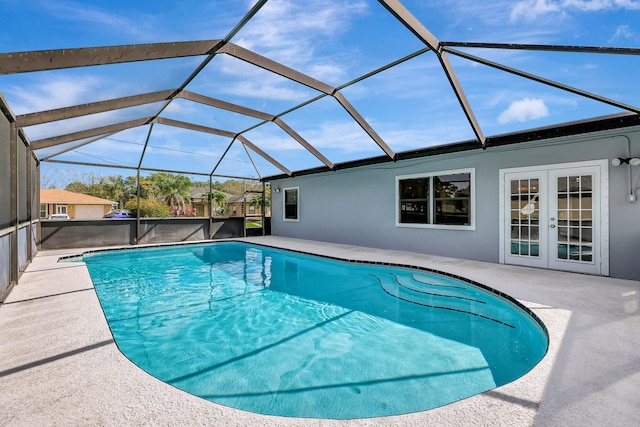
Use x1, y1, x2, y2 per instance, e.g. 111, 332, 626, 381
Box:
124, 199, 170, 218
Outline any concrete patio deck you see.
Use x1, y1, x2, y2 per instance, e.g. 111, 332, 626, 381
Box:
1, 236, 638, 426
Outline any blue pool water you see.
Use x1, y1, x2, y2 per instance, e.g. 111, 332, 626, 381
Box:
83, 242, 548, 419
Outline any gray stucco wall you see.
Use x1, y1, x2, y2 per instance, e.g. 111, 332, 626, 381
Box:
270, 128, 640, 280
0, 104, 10, 231
0, 234, 10, 300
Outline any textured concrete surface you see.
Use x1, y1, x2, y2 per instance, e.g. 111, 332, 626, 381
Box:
1, 236, 638, 426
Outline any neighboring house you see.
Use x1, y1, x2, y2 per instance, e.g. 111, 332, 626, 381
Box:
189, 187, 270, 218
40, 189, 114, 219
227, 193, 270, 218
189, 187, 218, 217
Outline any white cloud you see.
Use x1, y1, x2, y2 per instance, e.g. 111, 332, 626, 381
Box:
510, 0, 640, 21
564, 0, 640, 12
609, 24, 638, 41
6, 75, 104, 114
304, 120, 373, 152
242, 119, 372, 153
497, 98, 549, 124
233, 0, 368, 81
41, 1, 155, 40
510, 0, 561, 22
210, 54, 316, 102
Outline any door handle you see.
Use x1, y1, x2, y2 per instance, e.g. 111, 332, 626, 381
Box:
550, 224, 556, 228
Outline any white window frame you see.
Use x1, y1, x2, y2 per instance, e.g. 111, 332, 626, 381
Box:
56, 204, 68, 215
283, 186, 300, 222
395, 168, 475, 230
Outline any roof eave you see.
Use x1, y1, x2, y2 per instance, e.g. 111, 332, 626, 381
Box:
263, 112, 640, 181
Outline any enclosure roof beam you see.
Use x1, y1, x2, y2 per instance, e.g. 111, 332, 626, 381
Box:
378, 0, 486, 146
153, 117, 236, 138
334, 91, 395, 159
43, 158, 255, 180
377, 0, 440, 51
178, 90, 275, 121
137, 123, 155, 169
440, 41, 640, 55
31, 117, 152, 150
218, 43, 335, 95
237, 135, 292, 177
210, 139, 238, 176
0, 40, 223, 74
438, 51, 486, 146
241, 141, 262, 180
40, 133, 117, 161
444, 48, 640, 114
16, 90, 176, 127
273, 117, 335, 169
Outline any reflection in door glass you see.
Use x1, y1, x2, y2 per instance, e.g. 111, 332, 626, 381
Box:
556, 175, 593, 262
510, 179, 539, 257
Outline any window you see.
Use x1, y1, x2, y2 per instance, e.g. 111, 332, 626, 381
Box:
283, 187, 299, 221
40, 203, 47, 219
396, 169, 474, 229
56, 204, 68, 215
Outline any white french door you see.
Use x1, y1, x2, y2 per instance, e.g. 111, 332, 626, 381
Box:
500, 160, 608, 275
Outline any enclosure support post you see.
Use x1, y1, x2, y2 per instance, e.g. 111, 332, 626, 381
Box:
26, 144, 32, 262
36, 161, 41, 251
208, 175, 213, 239
261, 181, 266, 236
9, 122, 18, 287
136, 169, 141, 245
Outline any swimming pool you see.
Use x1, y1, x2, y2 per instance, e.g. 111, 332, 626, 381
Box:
83, 241, 548, 419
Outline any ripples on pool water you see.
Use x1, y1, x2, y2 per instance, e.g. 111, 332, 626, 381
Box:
84, 242, 548, 419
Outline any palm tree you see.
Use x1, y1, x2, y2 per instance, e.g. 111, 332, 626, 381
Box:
203, 190, 228, 216
249, 194, 263, 213
105, 175, 136, 209
152, 173, 192, 216
249, 189, 270, 214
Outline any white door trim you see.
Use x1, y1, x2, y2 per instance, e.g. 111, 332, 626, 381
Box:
499, 160, 609, 276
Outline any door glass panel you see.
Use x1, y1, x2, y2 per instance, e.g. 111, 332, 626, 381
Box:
556, 175, 593, 263
569, 176, 581, 192
510, 178, 539, 257
558, 193, 568, 210
558, 226, 568, 242
557, 176, 568, 192
558, 243, 568, 259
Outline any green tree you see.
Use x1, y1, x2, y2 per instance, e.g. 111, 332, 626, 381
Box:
216, 179, 262, 195
250, 193, 270, 211
136, 176, 155, 199
103, 175, 136, 209
203, 190, 228, 216
124, 199, 170, 218
149, 173, 192, 215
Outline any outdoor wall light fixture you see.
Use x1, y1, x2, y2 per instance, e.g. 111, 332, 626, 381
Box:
612, 135, 639, 203
611, 157, 640, 166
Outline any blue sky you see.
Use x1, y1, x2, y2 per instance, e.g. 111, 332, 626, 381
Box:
1, 0, 639, 186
